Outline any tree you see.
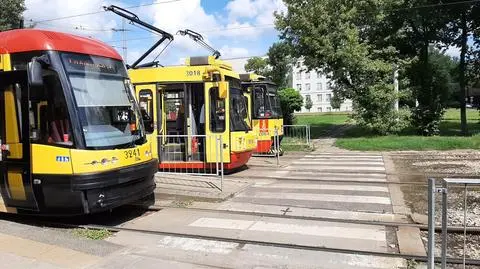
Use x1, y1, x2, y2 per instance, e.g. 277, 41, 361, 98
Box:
276, 0, 407, 134
377, 0, 462, 135
305, 95, 313, 112
278, 88, 303, 125
0, 0, 25, 31
244, 57, 269, 77
267, 41, 293, 88
330, 90, 342, 110
408, 49, 453, 135
244, 42, 293, 89
442, 0, 480, 135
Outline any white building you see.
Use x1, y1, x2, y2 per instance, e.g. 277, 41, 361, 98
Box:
291, 61, 352, 113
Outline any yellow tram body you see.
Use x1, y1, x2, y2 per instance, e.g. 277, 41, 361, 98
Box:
0, 29, 157, 215
129, 56, 256, 171
240, 73, 284, 154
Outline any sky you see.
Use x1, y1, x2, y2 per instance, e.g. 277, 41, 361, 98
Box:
23, 0, 286, 66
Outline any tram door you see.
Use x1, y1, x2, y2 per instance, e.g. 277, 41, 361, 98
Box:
205, 82, 231, 163
136, 84, 158, 158
0, 70, 38, 211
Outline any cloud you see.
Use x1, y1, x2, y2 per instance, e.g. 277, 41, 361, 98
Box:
219, 45, 249, 58
444, 46, 460, 58
24, 0, 119, 39
226, 0, 286, 25
150, 0, 219, 52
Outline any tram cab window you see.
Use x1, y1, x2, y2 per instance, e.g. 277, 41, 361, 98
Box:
139, 89, 154, 134
209, 87, 225, 132
29, 72, 72, 146
253, 86, 267, 118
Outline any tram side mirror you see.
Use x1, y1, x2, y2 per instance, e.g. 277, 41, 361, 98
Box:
218, 82, 228, 99
27, 58, 44, 87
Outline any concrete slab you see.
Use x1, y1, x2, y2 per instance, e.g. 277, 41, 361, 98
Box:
154, 174, 251, 202
292, 160, 386, 166
237, 191, 392, 205
396, 227, 427, 256
253, 182, 390, 192
286, 165, 386, 172
106, 231, 406, 269
0, 251, 63, 269
0, 232, 100, 268
230, 196, 393, 213
122, 208, 389, 253
90, 250, 218, 269
205, 201, 404, 223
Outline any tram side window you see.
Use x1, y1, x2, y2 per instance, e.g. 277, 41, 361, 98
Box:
30, 73, 72, 146
253, 87, 267, 119
139, 89, 154, 134
209, 88, 225, 132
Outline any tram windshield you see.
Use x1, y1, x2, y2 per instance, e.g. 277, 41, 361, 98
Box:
227, 77, 250, 132
251, 84, 282, 119
61, 53, 145, 149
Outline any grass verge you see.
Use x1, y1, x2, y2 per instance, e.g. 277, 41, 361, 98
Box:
72, 228, 113, 240
295, 109, 480, 151
335, 135, 480, 151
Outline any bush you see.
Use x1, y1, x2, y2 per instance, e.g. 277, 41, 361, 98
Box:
278, 88, 303, 125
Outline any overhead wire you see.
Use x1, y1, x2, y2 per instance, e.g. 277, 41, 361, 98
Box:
26, 0, 182, 24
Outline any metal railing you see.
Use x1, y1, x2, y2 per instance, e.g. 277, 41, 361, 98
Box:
157, 134, 224, 191
427, 177, 480, 269
282, 124, 311, 147
252, 127, 280, 166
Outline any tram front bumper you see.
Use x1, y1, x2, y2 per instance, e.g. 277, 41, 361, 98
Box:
32, 159, 158, 215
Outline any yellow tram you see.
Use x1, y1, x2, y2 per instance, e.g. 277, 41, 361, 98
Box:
106, 6, 256, 171
131, 56, 256, 170
0, 29, 157, 215
240, 73, 284, 154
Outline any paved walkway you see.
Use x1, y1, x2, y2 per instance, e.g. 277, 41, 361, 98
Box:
0, 232, 100, 269
98, 150, 410, 268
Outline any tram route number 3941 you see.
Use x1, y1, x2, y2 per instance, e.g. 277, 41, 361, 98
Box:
124, 149, 141, 159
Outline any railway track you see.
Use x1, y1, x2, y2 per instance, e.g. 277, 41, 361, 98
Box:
28, 217, 480, 266
1, 204, 480, 266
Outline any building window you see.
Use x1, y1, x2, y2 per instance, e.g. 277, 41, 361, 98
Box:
305, 71, 310, 79
327, 107, 331, 112
305, 83, 310, 91
296, 72, 301, 80
317, 72, 321, 79
317, 94, 322, 102
317, 83, 322, 91
326, 94, 331, 102
317, 107, 322, 112
296, 84, 302, 91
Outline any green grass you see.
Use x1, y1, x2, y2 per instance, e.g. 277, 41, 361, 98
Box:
336, 108, 480, 151
72, 228, 112, 240
296, 113, 352, 138
293, 109, 480, 151
335, 135, 480, 151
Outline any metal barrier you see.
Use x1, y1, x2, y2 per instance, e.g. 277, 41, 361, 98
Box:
282, 125, 311, 147
427, 178, 480, 269
252, 127, 281, 166
157, 134, 224, 191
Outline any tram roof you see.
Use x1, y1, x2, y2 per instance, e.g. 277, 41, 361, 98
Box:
0, 29, 122, 60
129, 58, 240, 84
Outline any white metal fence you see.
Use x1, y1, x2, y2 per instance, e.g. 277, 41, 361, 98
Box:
157, 134, 224, 190
282, 125, 311, 147
427, 177, 480, 269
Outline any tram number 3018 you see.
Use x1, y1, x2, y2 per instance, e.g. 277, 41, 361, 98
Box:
124, 149, 141, 159
186, 70, 201, 76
